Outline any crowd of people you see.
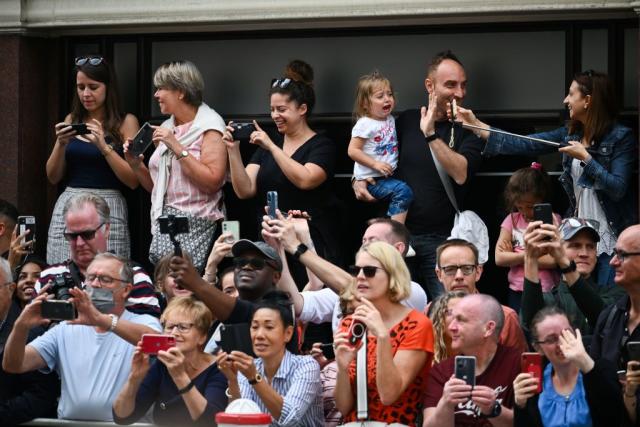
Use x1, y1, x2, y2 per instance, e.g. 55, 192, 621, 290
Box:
0, 48, 638, 427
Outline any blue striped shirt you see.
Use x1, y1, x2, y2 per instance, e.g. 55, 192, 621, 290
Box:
238, 351, 323, 427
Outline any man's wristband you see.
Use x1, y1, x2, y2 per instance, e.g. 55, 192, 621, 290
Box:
481, 401, 502, 418
108, 314, 119, 331
292, 243, 309, 261
425, 133, 438, 144
178, 381, 195, 394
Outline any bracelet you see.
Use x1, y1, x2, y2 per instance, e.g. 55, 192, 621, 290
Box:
178, 381, 195, 394
102, 144, 114, 157
225, 387, 232, 398
108, 314, 119, 331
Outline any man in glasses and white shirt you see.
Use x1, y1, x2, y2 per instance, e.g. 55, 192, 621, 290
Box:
434, 238, 527, 353
37, 193, 160, 317
2, 252, 161, 421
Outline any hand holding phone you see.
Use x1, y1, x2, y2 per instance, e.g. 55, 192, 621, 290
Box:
521, 352, 542, 393
128, 122, 154, 156
533, 203, 553, 225
141, 334, 176, 355
18, 216, 36, 247
230, 122, 256, 142
267, 191, 279, 219
222, 221, 240, 244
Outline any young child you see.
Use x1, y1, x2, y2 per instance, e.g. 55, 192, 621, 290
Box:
348, 71, 413, 223
496, 163, 560, 313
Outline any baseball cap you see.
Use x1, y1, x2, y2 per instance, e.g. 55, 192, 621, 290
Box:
559, 218, 600, 242
231, 240, 282, 271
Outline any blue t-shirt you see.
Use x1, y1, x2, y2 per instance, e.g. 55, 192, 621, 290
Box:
29, 310, 162, 421
65, 136, 124, 189
538, 363, 592, 427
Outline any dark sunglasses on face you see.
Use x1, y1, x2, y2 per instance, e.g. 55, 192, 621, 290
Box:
347, 265, 384, 278
75, 56, 105, 67
63, 222, 105, 242
271, 78, 291, 89
233, 257, 274, 271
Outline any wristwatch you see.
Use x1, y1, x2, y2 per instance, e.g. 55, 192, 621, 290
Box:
177, 150, 189, 160
248, 373, 263, 385
482, 400, 502, 418
559, 260, 577, 274
108, 314, 119, 331
292, 243, 309, 261
425, 132, 439, 144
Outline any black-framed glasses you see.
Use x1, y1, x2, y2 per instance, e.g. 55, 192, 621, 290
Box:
85, 274, 127, 287
63, 223, 105, 242
347, 265, 384, 278
75, 56, 105, 67
233, 257, 276, 271
163, 322, 194, 333
271, 78, 291, 89
535, 334, 561, 346
440, 264, 476, 276
612, 248, 640, 263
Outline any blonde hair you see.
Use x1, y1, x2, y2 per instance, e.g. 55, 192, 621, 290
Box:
340, 241, 410, 310
161, 296, 213, 337
153, 60, 204, 107
353, 70, 394, 120
428, 291, 467, 363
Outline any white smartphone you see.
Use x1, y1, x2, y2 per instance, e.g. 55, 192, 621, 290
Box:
222, 221, 240, 244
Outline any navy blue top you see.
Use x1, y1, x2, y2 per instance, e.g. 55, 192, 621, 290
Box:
64, 136, 124, 189
113, 358, 227, 426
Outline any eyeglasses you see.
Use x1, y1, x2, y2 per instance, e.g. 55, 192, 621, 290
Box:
233, 257, 276, 271
271, 78, 291, 89
63, 223, 105, 242
75, 56, 105, 66
535, 334, 561, 346
440, 265, 476, 276
163, 322, 194, 334
347, 265, 384, 278
612, 248, 640, 263
85, 274, 127, 287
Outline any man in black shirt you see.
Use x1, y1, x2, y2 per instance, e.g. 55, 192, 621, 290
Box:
353, 51, 483, 300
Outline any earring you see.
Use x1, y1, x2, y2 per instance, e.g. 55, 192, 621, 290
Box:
584, 104, 588, 110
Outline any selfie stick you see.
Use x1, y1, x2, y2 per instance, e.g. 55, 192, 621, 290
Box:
356, 334, 368, 420
457, 122, 563, 148
169, 233, 183, 257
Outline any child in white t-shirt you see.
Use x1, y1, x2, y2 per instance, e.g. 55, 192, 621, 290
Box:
348, 71, 413, 223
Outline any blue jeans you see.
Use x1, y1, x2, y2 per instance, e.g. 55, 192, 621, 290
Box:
367, 177, 414, 216
594, 253, 616, 288
406, 232, 448, 301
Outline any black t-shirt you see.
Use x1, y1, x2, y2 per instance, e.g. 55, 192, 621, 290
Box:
395, 110, 483, 235
249, 133, 336, 218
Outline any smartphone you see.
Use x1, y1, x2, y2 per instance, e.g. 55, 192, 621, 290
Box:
158, 215, 189, 235
231, 122, 256, 141
521, 352, 543, 393
69, 123, 90, 135
128, 122, 154, 156
450, 98, 458, 121
347, 321, 367, 347
533, 203, 553, 225
41, 300, 77, 321
267, 191, 278, 219
455, 355, 476, 387
219, 323, 255, 356
18, 215, 36, 245
320, 342, 336, 360
627, 341, 640, 361
141, 334, 176, 355
222, 220, 240, 244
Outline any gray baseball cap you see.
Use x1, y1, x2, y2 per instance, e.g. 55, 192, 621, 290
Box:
559, 218, 600, 242
231, 240, 283, 271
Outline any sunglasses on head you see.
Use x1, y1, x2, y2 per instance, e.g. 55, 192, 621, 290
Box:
271, 78, 291, 89
233, 257, 275, 270
63, 222, 105, 242
347, 265, 383, 278
75, 56, 105, 67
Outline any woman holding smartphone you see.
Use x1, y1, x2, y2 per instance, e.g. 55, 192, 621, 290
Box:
333, 241, 434, 426
513, 306, 623, 426
124, 60, 227, 271
112, 296, 227, 426
46, 55, 140, 264
223, 60, 339, 268
456, 70, 637, 287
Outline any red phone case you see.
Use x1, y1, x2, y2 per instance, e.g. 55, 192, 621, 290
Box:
141, 334, 176, 355
521, 352, 543, 393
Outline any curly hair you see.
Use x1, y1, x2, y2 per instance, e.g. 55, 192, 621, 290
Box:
428, 290, 467, 363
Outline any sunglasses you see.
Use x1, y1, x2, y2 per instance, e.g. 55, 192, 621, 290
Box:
271, 78, 291, 89
63, 222, 105, 242
75, 56, 105, 67
347, 265, 384, 278
233, 257, 275, 271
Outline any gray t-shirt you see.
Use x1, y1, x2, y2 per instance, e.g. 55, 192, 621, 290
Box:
30, 310, 162, 421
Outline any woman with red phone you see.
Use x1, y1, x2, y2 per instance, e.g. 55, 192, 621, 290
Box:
512, 306, 623, 426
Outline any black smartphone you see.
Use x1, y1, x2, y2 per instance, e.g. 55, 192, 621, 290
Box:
41, 300, 77, 321
128, 122, 154, 156
628, 341, 640, 361
320, 342, 336, 360
533, 203, 553, 225
69, 123, 90, 135
18, 215, 36, 244
158, 215, 190, 235
267, 191, 278, 219
455, 355, 476, 387
231, 122, 256, 142
219, 323, 255, 357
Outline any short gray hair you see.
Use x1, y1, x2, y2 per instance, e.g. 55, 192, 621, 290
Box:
153, 60, 204, 107
91, 252, 133, 284
465, 293, 504, 340
0, 258, 12, 284
63, 193, 110, 225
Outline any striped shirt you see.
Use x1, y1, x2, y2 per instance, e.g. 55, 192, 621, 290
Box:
238, 351, 323, 427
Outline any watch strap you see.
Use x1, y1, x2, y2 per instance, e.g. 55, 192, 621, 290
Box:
178, 381, 195, 394
293, 243, 309, 261
425, 133, 439, 144
108, 314, 119, 331
248, 373, 263, 385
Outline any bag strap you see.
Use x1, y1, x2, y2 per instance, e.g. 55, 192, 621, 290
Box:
356, 334, 368, 420
429, 144, 461, 213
